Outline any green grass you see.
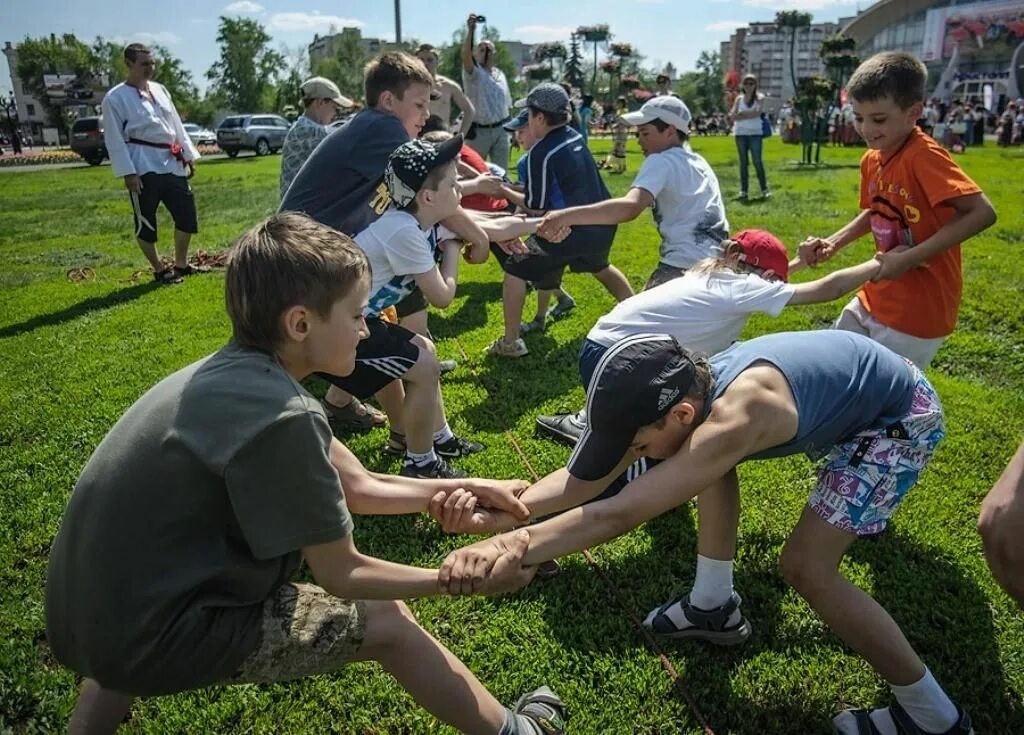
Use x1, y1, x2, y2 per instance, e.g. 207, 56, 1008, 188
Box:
2, 138, 1023, 734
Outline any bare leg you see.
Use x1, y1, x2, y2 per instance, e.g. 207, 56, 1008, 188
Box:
354, 600, 508, 735
695, 469, 740, 561
402, 337, 441, 454
979, 440, 1024, 607
135, 239, 163, 272
375, 380, 406, 437
502, 274, 528, 343
172, 229, 191, 269
400, 309, 429, 338
592, 265, 633, 302
534, 290, 554, 321
780, 508, 925, 685
68, 679, 135, 735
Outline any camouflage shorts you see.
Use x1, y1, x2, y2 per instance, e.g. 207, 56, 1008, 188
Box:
230, 583, 366, 684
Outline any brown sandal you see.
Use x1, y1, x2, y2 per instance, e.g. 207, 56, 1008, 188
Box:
323, 397, 387, 433
154, 267, 184, 285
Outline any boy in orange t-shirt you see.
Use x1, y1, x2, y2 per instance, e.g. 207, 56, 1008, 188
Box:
801, 52, 996, 368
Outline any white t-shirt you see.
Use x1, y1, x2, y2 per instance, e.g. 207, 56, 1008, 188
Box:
587, 270, 795, 356
355, 209, 456, 317
630, 146, 730, 269
101, 81, 200, 178
732, 95, 764, 137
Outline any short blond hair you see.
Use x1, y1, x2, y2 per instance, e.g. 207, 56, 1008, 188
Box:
225, 213, 369, 351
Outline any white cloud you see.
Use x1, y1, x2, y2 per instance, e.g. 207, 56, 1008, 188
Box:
269, 12, 365, 32
512, 25, 576, 42
743, 0, 857, 9
113, 31, 181, 46
224, 1, 264, 13
705, 20, 747, 33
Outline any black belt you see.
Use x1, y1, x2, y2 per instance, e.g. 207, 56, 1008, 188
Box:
475, 118, 511, 129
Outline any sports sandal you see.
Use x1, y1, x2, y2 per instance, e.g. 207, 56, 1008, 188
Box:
381, 429, 407, 456
323, 397, 387, 434
173, 263, 211, 277
154, 267, 184, 285
643, 591, 752, 645
513, 686, 568, 734
832, 703, 974, 735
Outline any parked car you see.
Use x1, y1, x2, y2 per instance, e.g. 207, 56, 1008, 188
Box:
183, 123, 216, 147
69, 116, 107, 166
216, 114, 290, 157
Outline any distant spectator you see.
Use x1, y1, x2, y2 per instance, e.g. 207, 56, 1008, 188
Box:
729, 73, 770, 200
416, 43, 475, 136
461, 13, 512, 170
655, 73, 677, 98
279, 77, 353, 200
102, 43, 205, 285
578, 95, 595, 145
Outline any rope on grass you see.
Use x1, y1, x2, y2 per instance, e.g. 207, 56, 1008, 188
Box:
449, 335, 717, 735
66, 266, 96, 282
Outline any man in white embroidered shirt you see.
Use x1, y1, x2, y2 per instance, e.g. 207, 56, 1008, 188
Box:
460, 14, 512, 171
101, 43, 205, 285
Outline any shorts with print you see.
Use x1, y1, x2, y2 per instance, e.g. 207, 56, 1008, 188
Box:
644, 262, 687, 290
229, 583, 365, 684
808, 364, 945, 536
318, 317, 421, 399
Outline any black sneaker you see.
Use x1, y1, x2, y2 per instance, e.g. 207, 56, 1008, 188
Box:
514, 686, 568, 734
535, 411, 586, 445
400, 456, 467, 479
434, 435, 484, 458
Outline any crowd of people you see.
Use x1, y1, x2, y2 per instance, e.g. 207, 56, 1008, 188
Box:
42, 30, 1023, 735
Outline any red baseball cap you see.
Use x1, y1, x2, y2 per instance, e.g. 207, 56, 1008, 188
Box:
732, 229, 789, 282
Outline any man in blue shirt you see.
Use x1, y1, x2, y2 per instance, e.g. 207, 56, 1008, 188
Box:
441, 330, 973, 735
486, 83, 632, 358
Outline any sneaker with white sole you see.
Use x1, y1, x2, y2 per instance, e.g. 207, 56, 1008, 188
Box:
399, 456, 467, 479
643, 591, 751, 645
486, 336, 528, 358
434, 435, 485, 458
514, 686, 568, 734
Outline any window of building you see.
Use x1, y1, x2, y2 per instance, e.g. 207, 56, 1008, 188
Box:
26, 103, 35, 116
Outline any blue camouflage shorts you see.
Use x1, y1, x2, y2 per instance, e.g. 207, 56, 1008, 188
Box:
808, 364, 945, 536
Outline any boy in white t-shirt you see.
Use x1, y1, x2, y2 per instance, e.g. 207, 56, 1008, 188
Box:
536, 230, 884, 444
538, 95, 729, 290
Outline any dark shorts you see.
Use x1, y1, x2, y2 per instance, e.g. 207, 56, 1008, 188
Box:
395, 289, 427, 319
491, 229, 614, 284
578, 338, 609, 390
318, 318, 420, 399
229, 583, 365, 685
644, 262, 688, 290
130, 173, 199, 243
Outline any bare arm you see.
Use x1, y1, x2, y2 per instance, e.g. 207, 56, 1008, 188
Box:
461, 16, 476, 74
413, 241, 460, 308
786, 257, 882, 306
800, 209, 873, 266
538, 187, 653, 237
448, 80, 476, 134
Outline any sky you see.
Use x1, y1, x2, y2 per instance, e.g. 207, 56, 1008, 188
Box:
1, 0, 868, 98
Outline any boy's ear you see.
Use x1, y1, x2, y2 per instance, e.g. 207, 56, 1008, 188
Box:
669, 399, 699, 426
280, 305, 311, 343
906, 100, 924, 122
377, 89, 395, 112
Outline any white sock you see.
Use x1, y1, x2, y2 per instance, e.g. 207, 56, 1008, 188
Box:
407, 448, 437, 465
433, 424, 454, 444
890, 669, 959, 733
690, 555, 734, 610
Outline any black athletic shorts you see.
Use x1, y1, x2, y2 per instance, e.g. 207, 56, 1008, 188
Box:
490, 228, 614, 284
317, 317, 420, 399
395, 289, 427, 319
130, 173, 199, 243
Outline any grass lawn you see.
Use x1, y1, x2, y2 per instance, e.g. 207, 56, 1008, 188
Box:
1, 136, 1023, 734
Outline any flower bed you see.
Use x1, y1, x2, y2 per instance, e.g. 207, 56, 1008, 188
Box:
0, 144, 222, 168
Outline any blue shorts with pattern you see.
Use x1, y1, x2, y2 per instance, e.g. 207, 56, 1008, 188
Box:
808, 364, 945, 536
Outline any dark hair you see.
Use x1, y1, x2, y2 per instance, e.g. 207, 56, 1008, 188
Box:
225, 213, 370, 352
529, 105, 569, 128
364, 52, 433, 108
582, 94, 594, 107
124, 43, 152, 63
400, 159, 455, 215
649, 117, 688, 142
420, 114, 448, 135
847, 52, 927, 110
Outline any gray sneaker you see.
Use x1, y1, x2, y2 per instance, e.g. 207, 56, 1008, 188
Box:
486, 336, 529, 358
514, 686, 567, 734
643, 591, 751, 646
535, 410, 586, 445
550, 293, 576, 319
520, 317, 546, 334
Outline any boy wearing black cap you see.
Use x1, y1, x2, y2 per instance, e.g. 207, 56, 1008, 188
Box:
326, 135, 542, 478
441, 330, 973, 735
487, 82, 633, 358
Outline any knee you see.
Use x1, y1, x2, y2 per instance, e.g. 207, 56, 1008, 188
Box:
408, 338, 440, 382
360, 600, 419, 661
779, 544, 834, 597
978, 504, 1024, 572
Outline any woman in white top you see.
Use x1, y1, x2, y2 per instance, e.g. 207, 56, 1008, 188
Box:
729, 74, 770, 200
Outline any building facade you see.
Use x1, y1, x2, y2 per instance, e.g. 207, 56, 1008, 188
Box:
721, 21, 842, 111
3, 41, 48, 139
308, 27, 396, 69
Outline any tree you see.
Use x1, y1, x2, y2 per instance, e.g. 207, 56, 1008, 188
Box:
795, 74, 834, 164
816, 34, 859, 162
775, 10, 813, 99
565, 34, 585, 90
15, 33, 99, 137
694, 50, 725, 114
206, 16, 285, 112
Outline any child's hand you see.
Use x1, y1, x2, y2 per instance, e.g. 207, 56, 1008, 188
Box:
428, 489, 516, 534
537, 210, 571, 241
439, 530, 537, 596
798, 237, 834, 267
873, 246, 914, 281
495, 238, 529, 256
458, 478, 530, 520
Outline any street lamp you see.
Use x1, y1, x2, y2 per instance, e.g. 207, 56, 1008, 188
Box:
1, 91, 23, 154
394, 0, 402, 45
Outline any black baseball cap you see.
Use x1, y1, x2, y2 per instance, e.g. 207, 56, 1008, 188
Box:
568, 334, 698, 481
385, 134, 463, 208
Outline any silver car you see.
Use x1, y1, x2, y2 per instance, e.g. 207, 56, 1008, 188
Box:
183, 123, 216, 147
216, 114, 290, 157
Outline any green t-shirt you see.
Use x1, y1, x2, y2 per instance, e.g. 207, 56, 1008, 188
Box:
45, 343, 353, 695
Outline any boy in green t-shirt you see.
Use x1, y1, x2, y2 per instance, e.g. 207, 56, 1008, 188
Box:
45, 212, 566, 734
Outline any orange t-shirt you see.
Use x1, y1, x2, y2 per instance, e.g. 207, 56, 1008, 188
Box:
857, 127, 981, 338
